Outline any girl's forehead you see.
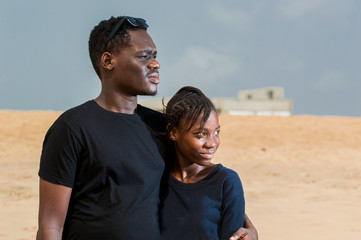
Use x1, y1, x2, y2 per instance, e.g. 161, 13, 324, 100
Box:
181, 110, 219, 130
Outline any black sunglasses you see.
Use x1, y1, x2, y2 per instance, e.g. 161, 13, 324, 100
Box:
106, 16, 149, 44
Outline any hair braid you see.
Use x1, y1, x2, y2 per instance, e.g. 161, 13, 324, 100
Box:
164, 86, 216, 137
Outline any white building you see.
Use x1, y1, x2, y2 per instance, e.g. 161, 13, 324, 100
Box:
138, 87, 292, 116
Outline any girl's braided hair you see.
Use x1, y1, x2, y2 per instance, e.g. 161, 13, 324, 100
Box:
164, 86, 216, 137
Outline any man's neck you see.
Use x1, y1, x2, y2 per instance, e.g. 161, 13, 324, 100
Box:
95, 94, 138, 114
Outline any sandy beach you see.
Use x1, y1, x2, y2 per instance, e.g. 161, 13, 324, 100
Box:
0, 111, 360, 240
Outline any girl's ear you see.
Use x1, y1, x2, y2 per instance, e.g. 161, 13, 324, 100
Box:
169, 126, 177, 141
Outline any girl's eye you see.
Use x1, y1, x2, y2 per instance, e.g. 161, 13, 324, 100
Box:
194, 132, 202, 138
215, 130, 220, 136
198, 132, 207, 137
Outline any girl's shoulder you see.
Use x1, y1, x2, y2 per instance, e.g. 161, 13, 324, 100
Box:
214, 164, 241, 180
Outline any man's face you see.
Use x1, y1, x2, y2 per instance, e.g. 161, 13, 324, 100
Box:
111, 29, 160, 96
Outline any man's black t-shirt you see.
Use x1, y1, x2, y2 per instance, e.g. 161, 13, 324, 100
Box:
39, 100, 165, 240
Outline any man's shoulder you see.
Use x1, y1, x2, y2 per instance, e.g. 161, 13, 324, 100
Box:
137, 104, 166, 132
56, 101, 95, 126
136, 104, 164, 118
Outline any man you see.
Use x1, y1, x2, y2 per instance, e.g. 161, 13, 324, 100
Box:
37, 16, 257, 240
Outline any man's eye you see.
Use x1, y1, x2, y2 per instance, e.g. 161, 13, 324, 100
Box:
138, 54, 156, 61
215, 130, 220, 136
138, 55, 149, 60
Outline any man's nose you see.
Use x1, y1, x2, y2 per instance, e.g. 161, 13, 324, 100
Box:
148, 58, 160, 69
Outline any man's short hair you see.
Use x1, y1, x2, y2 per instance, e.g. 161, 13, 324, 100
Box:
88, 16, 148, 79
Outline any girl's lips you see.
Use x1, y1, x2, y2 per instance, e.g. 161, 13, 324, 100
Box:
200, 152, 215, 160
200, 148, 217, 159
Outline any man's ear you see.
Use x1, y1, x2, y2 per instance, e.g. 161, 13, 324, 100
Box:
100, 52, 114, 70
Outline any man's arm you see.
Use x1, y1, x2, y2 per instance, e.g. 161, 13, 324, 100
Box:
229, 213, 258, 240
36, 178, 72, 240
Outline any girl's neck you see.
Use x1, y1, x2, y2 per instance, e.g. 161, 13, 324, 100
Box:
171, 162, 216, 183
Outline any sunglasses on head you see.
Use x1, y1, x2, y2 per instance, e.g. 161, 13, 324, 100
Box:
106, 16, 149, 44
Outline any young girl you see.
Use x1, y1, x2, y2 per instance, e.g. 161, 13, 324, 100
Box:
160, 86, 245, 240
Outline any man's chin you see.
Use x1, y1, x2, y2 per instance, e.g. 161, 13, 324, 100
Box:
148, 91, 157, 96
141, 90, 157, 96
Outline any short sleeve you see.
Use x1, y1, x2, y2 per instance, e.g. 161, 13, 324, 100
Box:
38, 119, 82, 188
220, 169, 245, 240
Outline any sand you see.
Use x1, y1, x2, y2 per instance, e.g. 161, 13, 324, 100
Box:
0, 111, 360, 240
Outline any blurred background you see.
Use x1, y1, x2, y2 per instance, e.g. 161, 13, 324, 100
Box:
1, 0, 360, 116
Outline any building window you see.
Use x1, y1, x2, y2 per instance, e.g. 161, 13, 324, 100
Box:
267, 90, 273, 100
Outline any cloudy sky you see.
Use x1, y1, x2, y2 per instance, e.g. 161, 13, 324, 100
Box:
1, 0, 360, 116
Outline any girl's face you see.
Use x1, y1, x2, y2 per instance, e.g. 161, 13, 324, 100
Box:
170, 110, 220, 167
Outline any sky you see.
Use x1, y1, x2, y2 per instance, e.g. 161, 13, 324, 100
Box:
0, 0, 360, 116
